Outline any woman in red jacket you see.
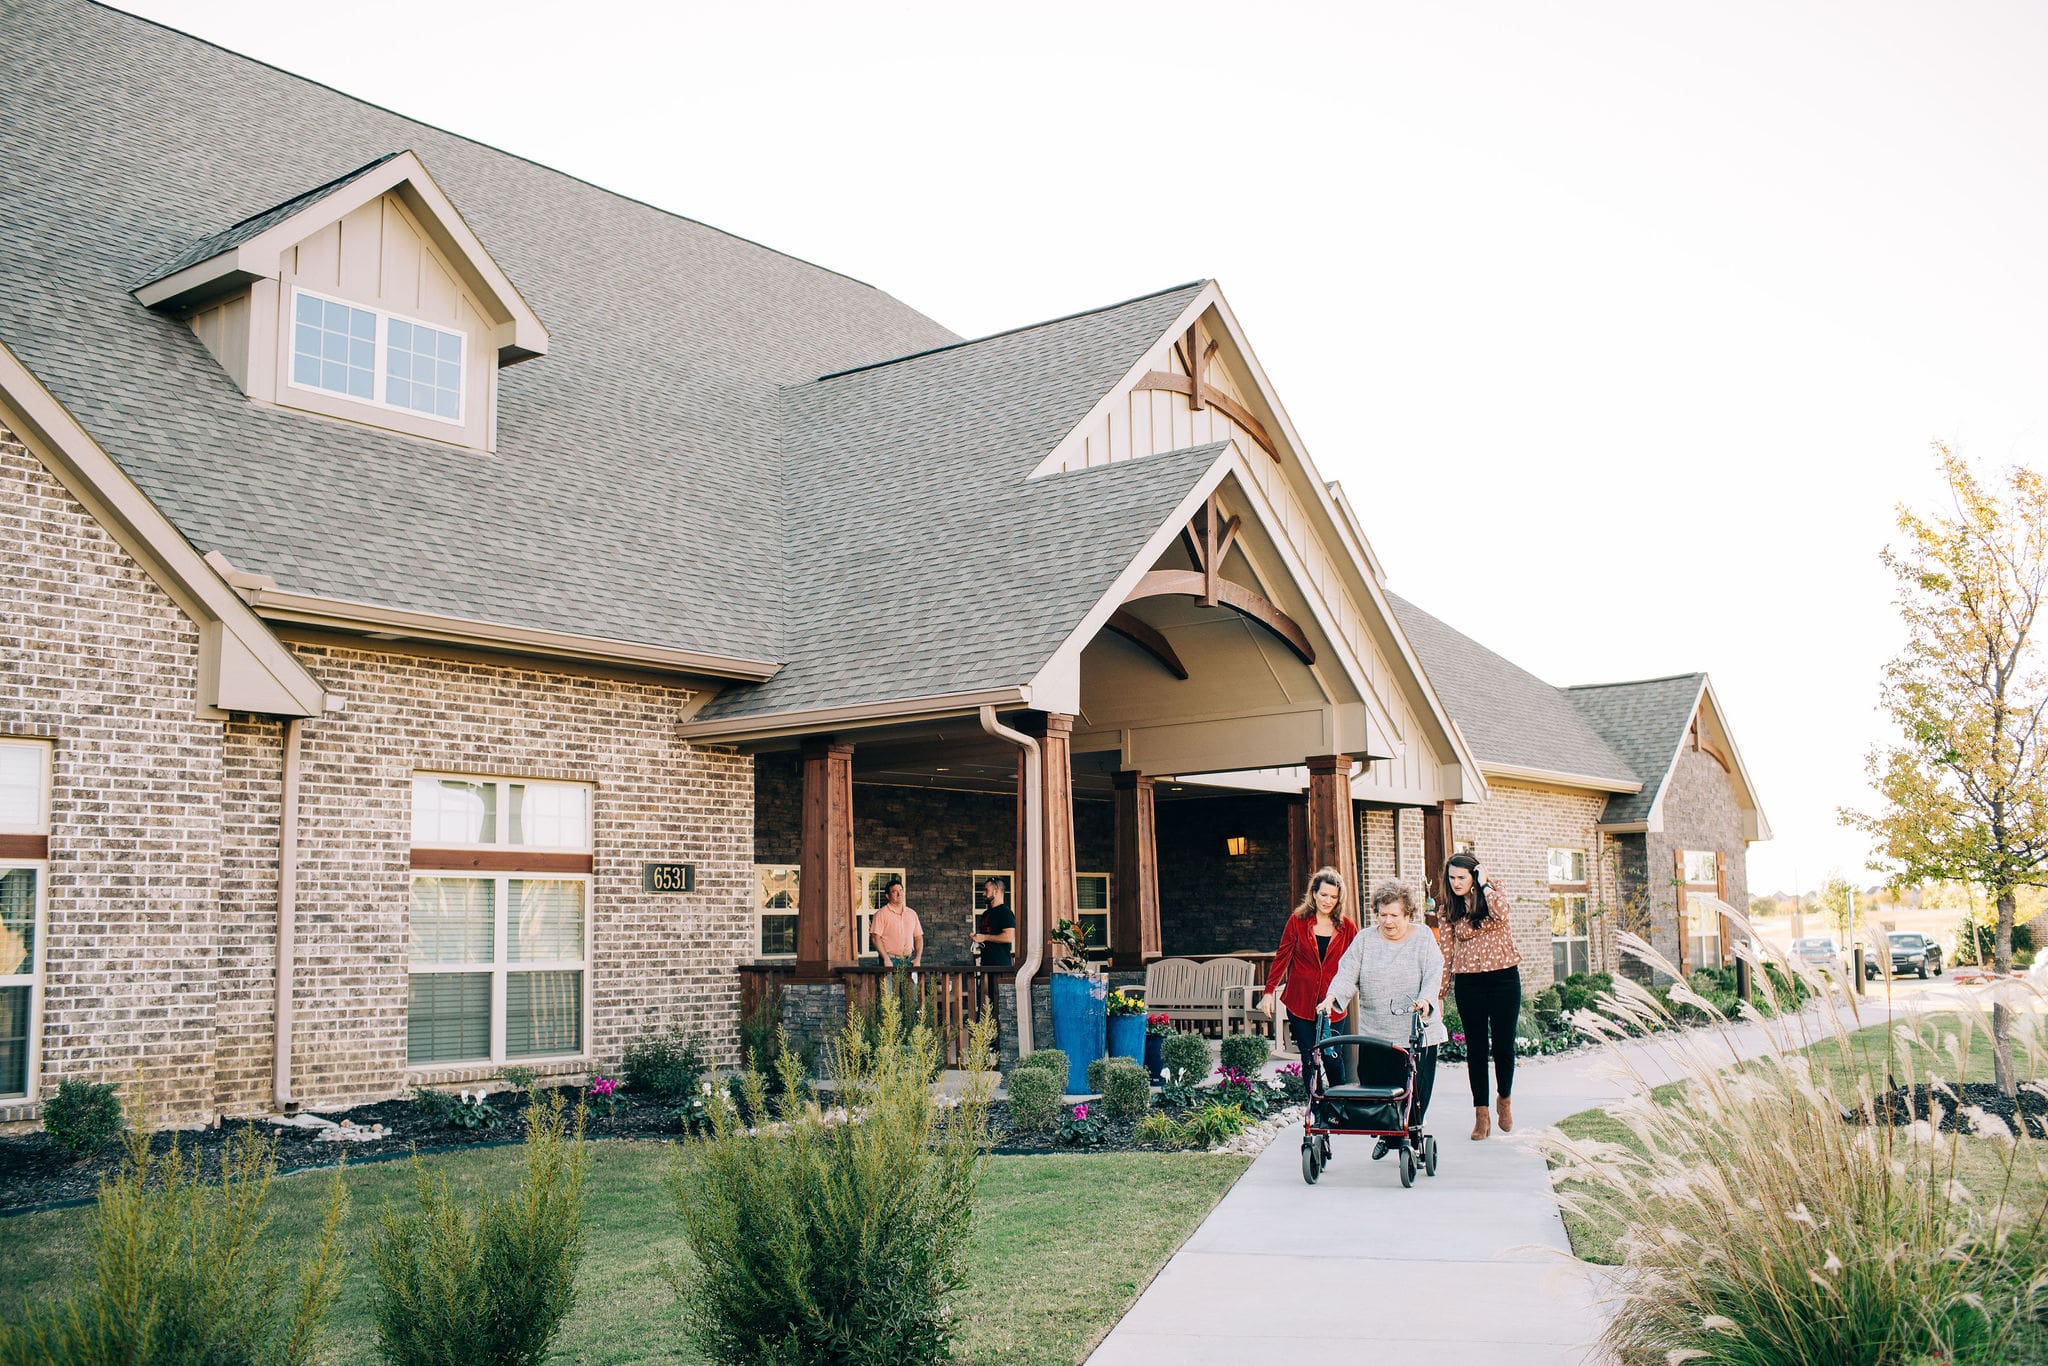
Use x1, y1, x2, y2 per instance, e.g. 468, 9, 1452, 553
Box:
1259, 867, 1359, 1067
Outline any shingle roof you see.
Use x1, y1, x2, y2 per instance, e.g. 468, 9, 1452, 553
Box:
1, 0, 960, 664
1386, 594, 1638, 788
694, 283, 1215, 720
136, 152, 398, 285
1564, 674, 1708, 824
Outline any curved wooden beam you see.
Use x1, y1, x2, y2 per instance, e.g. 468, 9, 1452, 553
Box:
1122, 569, 1316, 666
1105, 609, 1189, 681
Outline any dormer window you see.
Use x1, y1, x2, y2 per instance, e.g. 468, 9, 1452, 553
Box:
289, 289, 464, 423
134, 150, 547, 455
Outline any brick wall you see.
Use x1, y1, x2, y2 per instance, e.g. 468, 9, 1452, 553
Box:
1156, 793, 1292, 956
1442, 780, 1615, 996
1, 425, 224, 1121
246, 642, 754, 1115
1646, 745, 1750, 979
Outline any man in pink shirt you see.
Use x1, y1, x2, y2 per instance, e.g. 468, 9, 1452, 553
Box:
868, 878, 924, 968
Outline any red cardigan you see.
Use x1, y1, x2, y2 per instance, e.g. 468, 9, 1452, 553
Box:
1262, 915, 1359, 1020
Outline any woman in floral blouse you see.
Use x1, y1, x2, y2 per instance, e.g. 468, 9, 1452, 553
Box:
1438, 851, 1521, 1140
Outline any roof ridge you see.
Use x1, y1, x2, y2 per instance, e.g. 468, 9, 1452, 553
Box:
89, 0, 914, 300
1563, 672, 1707, 692
807, 280, 1209, 383
135, 150, 399, 286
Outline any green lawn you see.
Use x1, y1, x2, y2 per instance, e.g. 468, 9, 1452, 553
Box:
0, 1143, 1248, 1365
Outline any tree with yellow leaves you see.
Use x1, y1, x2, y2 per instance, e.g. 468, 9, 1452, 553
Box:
1844, 444, 2047, 1095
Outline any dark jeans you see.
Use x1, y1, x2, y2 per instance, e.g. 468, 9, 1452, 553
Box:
1453, 966, 1521, 1106
1411, 1044, 1438, 1129
1289, 1012, 1350, 1086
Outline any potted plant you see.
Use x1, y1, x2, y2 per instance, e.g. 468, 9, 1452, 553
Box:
1047, 918, 1107, 1094
1105, 988, 1146, 1065
1143, 1011, 1173, 1081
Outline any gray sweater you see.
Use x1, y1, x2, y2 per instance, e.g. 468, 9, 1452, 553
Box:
1324, 928, 1449, 1048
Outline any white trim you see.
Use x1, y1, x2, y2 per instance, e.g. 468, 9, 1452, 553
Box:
0, 738, 52, 836
0, 859, 48, 1104
1699, 679, 1773, 842
1076, 870, 1113, 953
679, 686, 1030, 742
858, 868, 909, 962
1482, 762, 1642, 795
285, 287, 466, 427
405, 870, 593, 1068
756, 863, 800, 961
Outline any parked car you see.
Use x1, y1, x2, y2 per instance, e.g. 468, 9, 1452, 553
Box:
1875, 932, 1943, 980
1792, 936, 1846, 974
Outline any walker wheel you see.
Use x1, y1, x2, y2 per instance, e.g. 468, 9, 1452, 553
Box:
1424, 1135, 1438, 1177
1399, 1146, 1416, 1188
1301, 1139, 1320, 1185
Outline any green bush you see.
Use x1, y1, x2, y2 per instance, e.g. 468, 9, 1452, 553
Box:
1161, 1032, 1209, 1086
1004, 1066, 1061, 1133
368, 1089, 590, 1366
0, 1125, 349, 1366
1084, 1055, 1115, 1094
1218, 1033, 1269, 1075
667, 994, 995, 1365
1180, 1102, 1248, 1148
623, 1025, 710, 1100
42, 1078, 123, 1159
1556, 972, 1615, 1015
1014, 1048, 1068, 1081
1530, 985, 1565, 1033
1095, 1059, 1152, 1119
1135, 1111, 1194, 1150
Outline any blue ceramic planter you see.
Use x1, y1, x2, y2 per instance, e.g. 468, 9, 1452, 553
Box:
1106, 1013, 1146, 1066
1048, 972, 1107, 1093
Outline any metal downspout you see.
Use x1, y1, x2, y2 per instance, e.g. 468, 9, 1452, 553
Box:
979, 706, 1042, 1056
273, 718, 303, 1111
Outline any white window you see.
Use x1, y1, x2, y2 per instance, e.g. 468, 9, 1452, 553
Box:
858, 868, 906, 959
1683, 849, 1721, 971
0, 740, 51, 1101
1547, 848, 1587, 886
758, 864, 798, 959
408, 774, 591, 1067
1076, 872, 1111, 955
1684, 850, 1719, 887
1453, 838, 1475, 857
1550, 893, 1591, 980
289, 288, 465, 424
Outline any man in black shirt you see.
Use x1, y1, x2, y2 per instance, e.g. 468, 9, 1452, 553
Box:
973, 876, 1016, 968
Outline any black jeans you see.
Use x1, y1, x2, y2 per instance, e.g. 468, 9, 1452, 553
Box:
1453, 966, 1521, 1107
1289, 1012, 1351, 1086
1411, 1044, 1438, 1129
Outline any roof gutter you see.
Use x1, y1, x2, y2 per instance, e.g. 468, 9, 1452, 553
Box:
1482, 762, 1643, 794
979, 706, 1042, 1058
681, 687, 1031, 743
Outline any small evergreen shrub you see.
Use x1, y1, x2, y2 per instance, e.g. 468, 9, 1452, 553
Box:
1219, 1033, 1269, 1075
623, 1025, 710, 1100
1161, 1032, 1208, 1085
666, 995, 996, 1365
368, 1090, 590, 1366
0, 1125, 349, 1365
1014, 1048, 1068, 1081
42, 1078, 122, 1158
1530, 985, 1566, 1033
1083, 1054, 1122, 1095
1004, 1065, 1061, 1133
1096, 1059, 1152, 1119
500, 1065, 540, 1094
1181, 1102, 1248, 1148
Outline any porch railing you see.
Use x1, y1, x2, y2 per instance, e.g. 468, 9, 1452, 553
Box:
735, 964, 1014, 1070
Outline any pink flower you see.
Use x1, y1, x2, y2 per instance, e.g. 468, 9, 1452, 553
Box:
1072, 1104, 1089, 1120
590, 1076, 618, 1097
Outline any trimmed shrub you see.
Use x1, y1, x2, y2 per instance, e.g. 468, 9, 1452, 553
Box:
42, 1078, 122, 1159
623, 1025, 710, 1100
1004, 1065, 1061, 1133
667, 994, 996, 1365
1218, 1033, 1269, 1075
0, 1125, 349, 1366
1530, 985, 1565, 1033
368, 1089, 590, 1366
1097, 1059, 1152, 1119
1014, 1048, 1068, 1081
1161, 1032, 1209, 1085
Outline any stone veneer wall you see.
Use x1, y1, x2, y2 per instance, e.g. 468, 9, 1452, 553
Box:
1155, 794, 1293, 956
1, 425, 225, 1122
1645, 745, 1750, 978
239, 641, 754, 1115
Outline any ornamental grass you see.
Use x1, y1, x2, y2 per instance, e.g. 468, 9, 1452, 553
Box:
1541, 921, 2048, 1366
665, 991, 996, 1366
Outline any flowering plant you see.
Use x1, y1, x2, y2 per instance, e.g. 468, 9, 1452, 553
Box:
678, 1078, 717, 1135
1106, 988, 1145, 1018
1274, 1061, 1308, 1105
1210, 1066, 1273, 1118
1159, 1066, 1201, 1110
586, 1073, 621, 1118
1144, 1012, 1174, 1039
445, 1088, 504, 1131
1056, 1102, 1107, 1147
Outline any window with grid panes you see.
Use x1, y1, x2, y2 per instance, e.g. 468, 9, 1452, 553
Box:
757, 865, 798, 958
1076, 873, 1111, 955
1684, 849, 1722, 971
0, 741, 49, 1100
1548, 847, 1591, 979
408, 774, 591, 1066
290, 288, 465, 423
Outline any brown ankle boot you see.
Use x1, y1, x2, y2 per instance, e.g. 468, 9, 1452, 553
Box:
1471, 1106, 1491, 1141
1496, 1095, 1513, 1133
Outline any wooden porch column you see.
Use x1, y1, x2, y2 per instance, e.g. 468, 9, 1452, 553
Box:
1286, 797, 1309, 906
1304, 755, 1360, 921
1420, 800, 1455, 925
796, 739, 857, 975
1111, 771, 1160, 967
1019, 713, 1078, 960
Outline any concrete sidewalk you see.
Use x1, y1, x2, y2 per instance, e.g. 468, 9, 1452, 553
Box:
1087, 992, 1944, 1366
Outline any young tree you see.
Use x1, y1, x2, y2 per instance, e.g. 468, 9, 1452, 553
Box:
1844, 445, 2047, 1093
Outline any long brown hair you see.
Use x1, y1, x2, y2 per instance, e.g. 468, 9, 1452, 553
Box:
1443, 851, 1490, 926
1291, 867, 1352, 923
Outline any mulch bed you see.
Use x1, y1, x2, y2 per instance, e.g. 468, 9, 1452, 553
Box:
1858, 1081, 2048, 1140
0, 1086, 692, 1216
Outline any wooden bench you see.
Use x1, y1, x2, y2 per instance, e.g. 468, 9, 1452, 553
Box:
1143, 956, 1258, 1035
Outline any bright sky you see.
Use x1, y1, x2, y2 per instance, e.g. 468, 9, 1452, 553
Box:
123, 1, 2048, 898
